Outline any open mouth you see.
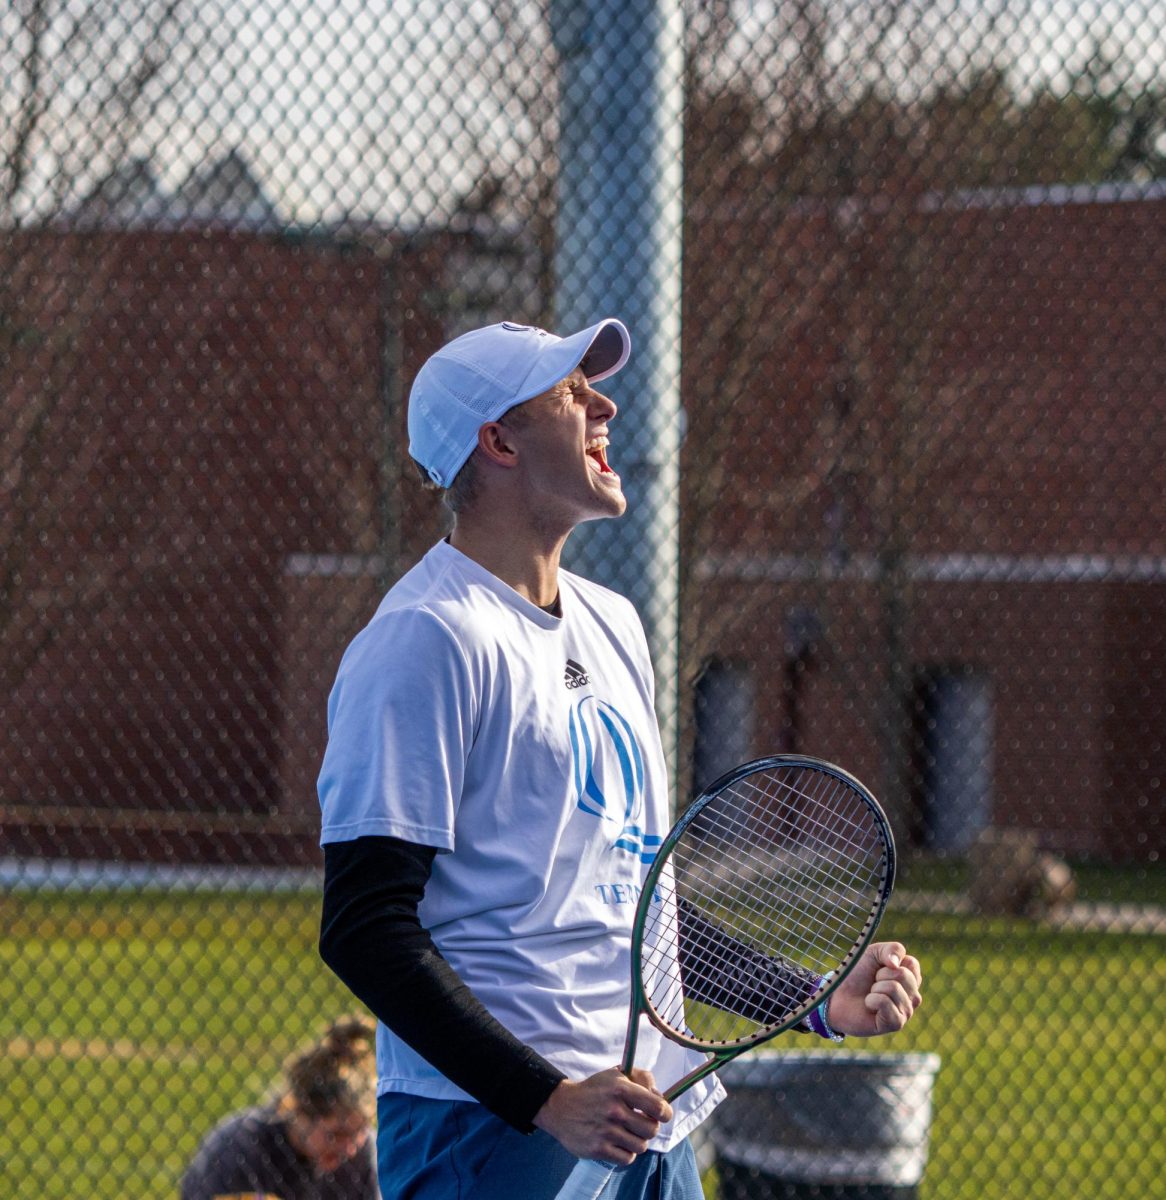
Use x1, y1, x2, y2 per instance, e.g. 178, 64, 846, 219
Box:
586, 435, 615, 475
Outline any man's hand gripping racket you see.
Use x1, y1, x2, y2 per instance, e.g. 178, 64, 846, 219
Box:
553, 755, 896, 1200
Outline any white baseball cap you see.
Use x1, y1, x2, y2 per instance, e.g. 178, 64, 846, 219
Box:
407, 318, 631, 487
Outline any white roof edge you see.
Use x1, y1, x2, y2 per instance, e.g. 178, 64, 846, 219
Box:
918, 178, 1166, 212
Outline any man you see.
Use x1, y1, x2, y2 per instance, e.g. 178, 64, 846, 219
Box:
317, 319, 923, 1200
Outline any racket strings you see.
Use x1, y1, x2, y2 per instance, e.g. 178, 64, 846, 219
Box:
694, 772, 882, 884
708, 773, 883, 904
638, 765, 889, 1047
675, 781, 882, 953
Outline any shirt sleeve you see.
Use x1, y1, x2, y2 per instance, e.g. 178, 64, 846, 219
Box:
318, 608, 476, 849
319, 835, 567, 1132
180, 1113, 270, 1200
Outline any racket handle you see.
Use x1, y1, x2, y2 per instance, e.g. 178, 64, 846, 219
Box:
553, 1157, 617, 1200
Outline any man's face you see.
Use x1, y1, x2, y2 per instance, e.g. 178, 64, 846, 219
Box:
500, 367, 627, 530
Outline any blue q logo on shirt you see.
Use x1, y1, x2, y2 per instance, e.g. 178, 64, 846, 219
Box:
567, 695, 662, 863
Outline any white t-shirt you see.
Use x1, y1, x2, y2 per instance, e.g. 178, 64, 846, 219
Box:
318, 540, 723, 1150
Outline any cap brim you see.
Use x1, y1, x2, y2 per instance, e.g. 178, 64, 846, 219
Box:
568, 318, 632, 384
508, 318, 631, 412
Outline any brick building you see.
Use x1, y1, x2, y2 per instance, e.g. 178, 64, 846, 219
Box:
682, 184, 1165, 862
1, 185, 1161, 867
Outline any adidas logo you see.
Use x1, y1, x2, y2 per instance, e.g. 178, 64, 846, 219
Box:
564, 659, 591, 690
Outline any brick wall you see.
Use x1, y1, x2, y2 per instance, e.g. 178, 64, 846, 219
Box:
681, 192, 1165, 861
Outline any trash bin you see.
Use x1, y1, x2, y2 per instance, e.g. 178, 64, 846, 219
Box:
709, 1051, 941, 1200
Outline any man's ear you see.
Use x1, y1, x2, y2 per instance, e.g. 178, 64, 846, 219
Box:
476, 421, 519, 469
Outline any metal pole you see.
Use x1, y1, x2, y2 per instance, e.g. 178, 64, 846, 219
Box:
551, 0, 685, 797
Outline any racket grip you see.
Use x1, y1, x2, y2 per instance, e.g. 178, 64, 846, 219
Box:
553, 1157, 617, 1200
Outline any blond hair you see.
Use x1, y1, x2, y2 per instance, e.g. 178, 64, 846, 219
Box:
277, 1015, 376, 1121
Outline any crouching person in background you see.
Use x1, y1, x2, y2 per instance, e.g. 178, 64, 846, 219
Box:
181, 1015, 379, 1200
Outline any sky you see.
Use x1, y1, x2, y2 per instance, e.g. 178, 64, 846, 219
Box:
2, 0, 1163, 227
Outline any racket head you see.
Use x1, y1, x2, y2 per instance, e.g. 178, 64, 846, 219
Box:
631, 755, 895, 1054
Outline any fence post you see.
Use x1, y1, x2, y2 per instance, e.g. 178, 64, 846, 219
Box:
550, 0, 686, 799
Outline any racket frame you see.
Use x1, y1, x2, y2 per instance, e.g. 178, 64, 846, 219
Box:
621, 754, 896, 1101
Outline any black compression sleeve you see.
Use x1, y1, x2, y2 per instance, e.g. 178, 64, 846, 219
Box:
318, 836, 566, 1131
676, 897, 821, 1026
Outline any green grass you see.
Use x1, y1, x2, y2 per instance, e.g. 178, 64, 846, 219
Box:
1, 884, 1163, 1200
0, 890, 355, 1200
894, 852, 1166, 905
859, 905, 1165, 1200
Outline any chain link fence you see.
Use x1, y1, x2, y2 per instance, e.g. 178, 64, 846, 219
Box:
2, 1, 1163, 1197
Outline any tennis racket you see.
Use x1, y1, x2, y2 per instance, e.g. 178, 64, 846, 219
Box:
554, 754, 895, 1200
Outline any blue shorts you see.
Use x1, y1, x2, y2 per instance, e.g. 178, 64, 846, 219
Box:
377, 1093, 702, 1200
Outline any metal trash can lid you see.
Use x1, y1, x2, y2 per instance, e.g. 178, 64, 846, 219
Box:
710, 1051, 942, 1187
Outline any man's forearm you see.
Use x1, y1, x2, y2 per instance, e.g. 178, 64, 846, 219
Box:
676, 896, 821, 1025
319, 836, 565, 1130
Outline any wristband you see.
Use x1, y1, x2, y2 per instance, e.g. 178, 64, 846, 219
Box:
800, 971, 846, 1042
